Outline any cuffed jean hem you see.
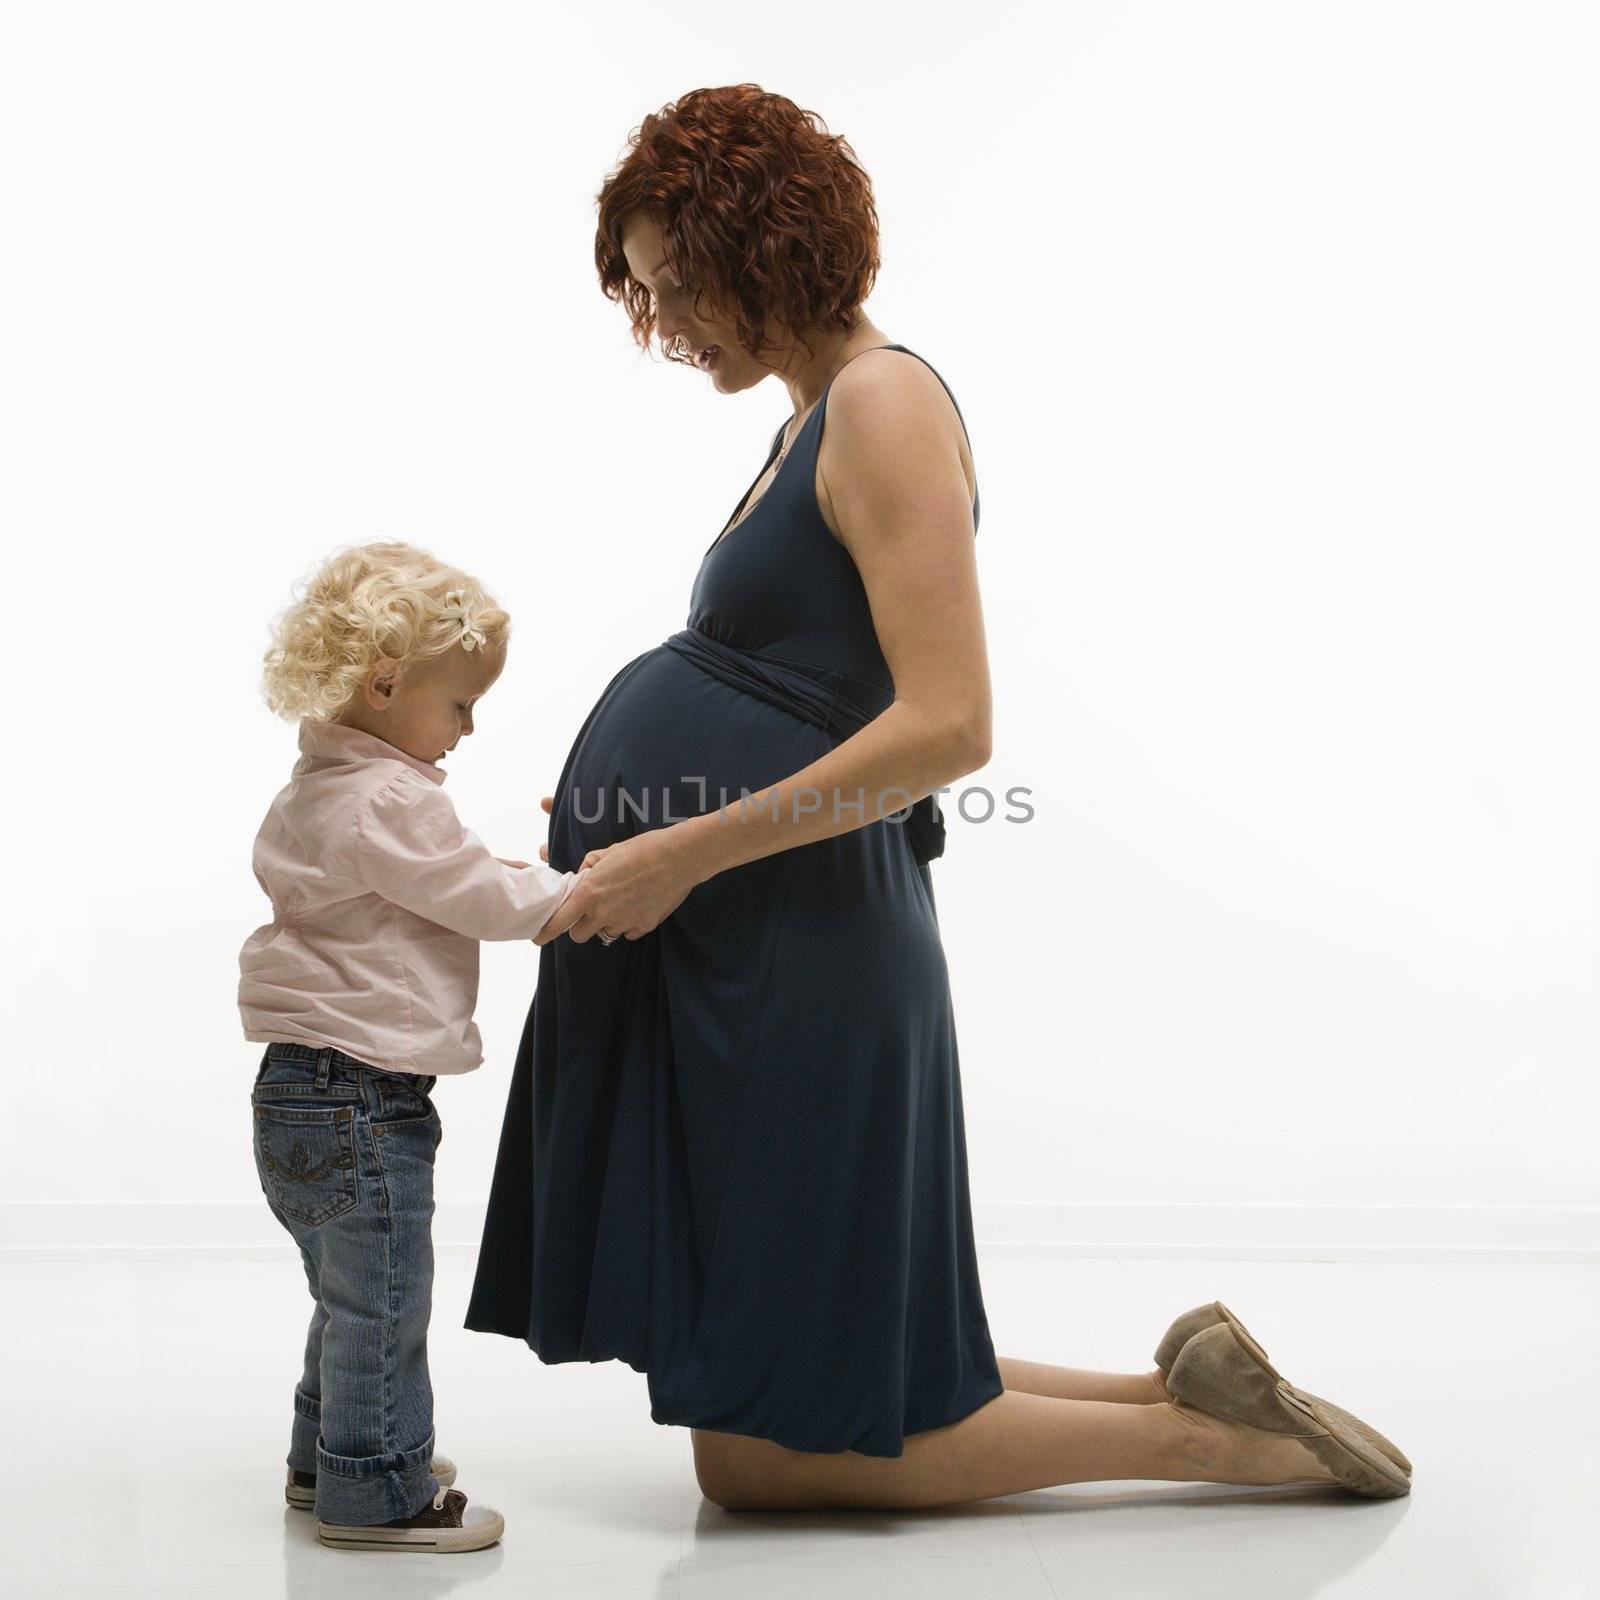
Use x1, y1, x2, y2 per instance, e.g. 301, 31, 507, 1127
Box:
313, 1430, 439, 1526
288, 1386, 321, 1475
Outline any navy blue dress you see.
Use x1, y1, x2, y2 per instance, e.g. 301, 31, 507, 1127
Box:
465, 344, 1004, 1457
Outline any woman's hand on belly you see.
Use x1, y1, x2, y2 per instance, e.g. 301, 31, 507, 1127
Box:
532, 827, 698, 946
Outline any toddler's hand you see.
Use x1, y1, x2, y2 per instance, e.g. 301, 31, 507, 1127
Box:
529, 856, 603, 945
530, 794, 607, 872
496, 857, 533, 869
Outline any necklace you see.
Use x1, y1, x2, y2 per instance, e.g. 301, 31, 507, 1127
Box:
720, 423, 792, 544
717, 341, 881, 546
770, 335, 880, 471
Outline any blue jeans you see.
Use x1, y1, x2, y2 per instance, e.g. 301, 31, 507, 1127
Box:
251, 1042, 442, 1525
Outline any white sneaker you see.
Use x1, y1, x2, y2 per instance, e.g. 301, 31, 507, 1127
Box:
317, 1485, 504, 1552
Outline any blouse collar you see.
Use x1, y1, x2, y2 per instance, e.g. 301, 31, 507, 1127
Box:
297, 717, 447, 787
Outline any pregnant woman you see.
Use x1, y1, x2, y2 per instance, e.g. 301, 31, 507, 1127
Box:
467, 84, 1411, 1511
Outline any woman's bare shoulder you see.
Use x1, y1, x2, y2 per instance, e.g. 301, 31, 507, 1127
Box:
816, 347, 976, 539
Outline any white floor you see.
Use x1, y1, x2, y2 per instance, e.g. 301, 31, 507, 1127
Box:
5, 1252, 1597, 1599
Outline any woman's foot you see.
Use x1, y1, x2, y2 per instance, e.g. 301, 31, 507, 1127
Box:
1163, 1397, 1341, 1488
1162, 1319, 1412, 1496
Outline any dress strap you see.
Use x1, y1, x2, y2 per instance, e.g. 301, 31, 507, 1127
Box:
814, 343, 980, 531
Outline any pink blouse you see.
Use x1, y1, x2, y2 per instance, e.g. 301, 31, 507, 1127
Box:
238, 717, 588, 1076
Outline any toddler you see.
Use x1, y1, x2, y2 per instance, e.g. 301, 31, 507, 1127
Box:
238, 541, 595, 1553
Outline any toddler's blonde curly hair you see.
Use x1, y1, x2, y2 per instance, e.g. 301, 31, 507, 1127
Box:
261, 541, 511, 723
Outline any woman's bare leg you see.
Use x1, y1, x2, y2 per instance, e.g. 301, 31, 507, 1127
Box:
691, 1393, 1337, 1512
997, 1356, 1168, 1404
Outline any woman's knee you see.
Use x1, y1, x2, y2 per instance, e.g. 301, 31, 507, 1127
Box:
690, 1429, 748, 1508
690, 1429, 805, 1511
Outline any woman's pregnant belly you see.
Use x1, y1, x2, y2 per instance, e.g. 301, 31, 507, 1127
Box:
545, 637, 941, 1011
547, 644, 831, 870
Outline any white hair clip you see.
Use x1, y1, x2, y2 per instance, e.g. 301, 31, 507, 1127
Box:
442, 590, 487, 652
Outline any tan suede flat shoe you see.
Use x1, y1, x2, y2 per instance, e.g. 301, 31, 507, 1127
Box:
1155, 1300, 1412, 1475
1165, 1319, 1412, 1498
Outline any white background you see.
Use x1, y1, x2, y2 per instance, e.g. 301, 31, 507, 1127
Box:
2, 0, 1595, 1255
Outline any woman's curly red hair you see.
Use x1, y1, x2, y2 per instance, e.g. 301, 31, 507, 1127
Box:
594, 84, 881, 368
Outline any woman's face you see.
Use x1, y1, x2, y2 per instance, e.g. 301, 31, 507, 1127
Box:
621, 213, 775, 395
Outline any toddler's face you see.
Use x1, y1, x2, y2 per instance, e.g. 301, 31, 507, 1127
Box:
342, 637, 507, 766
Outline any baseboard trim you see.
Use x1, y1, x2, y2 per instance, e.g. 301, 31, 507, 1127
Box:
3, 1200, 1595, 1263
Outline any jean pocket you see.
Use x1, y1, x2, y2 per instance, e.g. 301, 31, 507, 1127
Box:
253, 1103, 359, 1227
372, 1076, 442, 1142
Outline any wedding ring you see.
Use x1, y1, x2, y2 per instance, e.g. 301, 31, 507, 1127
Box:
598, 930, 617, 946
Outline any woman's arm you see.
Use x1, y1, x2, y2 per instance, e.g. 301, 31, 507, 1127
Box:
538, 353, 988, 944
